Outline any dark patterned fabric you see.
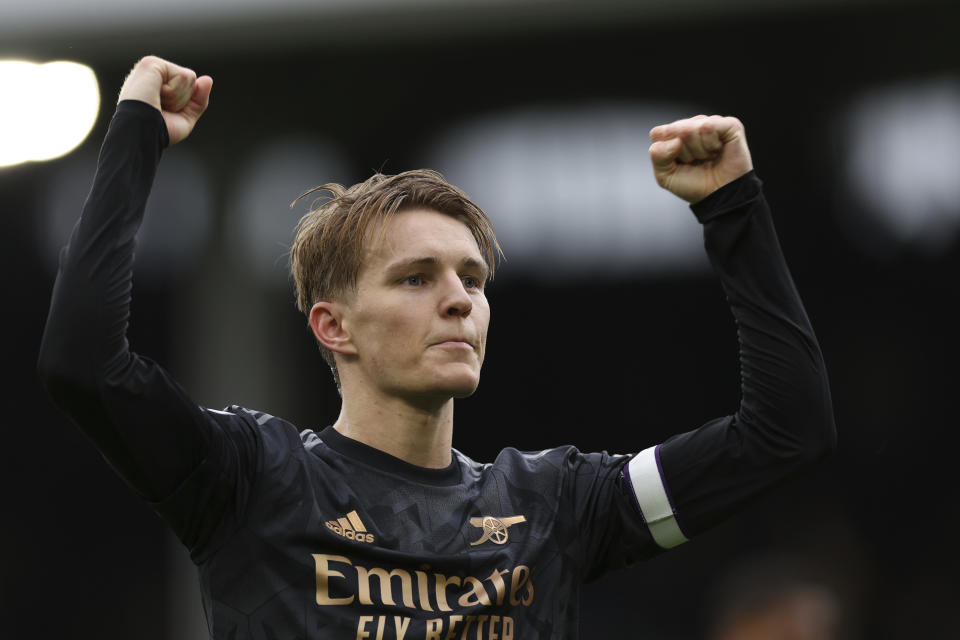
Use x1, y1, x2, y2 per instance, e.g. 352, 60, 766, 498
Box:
156, 406, 651, 638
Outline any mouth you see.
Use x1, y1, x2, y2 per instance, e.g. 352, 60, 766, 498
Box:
431, 338, 476, 350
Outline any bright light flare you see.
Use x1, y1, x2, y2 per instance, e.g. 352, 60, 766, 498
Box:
0, 60, 100, 167
843, 76, 960, 253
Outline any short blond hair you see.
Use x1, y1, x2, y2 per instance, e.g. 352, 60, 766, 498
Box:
290, 169, 501, 387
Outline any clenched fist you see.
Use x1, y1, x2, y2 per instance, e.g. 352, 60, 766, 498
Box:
118, 55, 212, 145
649, 115, 753, 204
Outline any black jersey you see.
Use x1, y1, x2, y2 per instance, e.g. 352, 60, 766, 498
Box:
169, 406, 653, 638
38, 101, 836, 639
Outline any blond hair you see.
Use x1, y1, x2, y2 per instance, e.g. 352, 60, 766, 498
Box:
290, 169, 501, 388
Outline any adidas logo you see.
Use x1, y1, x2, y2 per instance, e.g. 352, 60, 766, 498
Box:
325, 510, 374, 544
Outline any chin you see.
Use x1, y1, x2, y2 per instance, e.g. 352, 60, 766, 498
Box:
403, 379, 478, 405
438, 374, 481, 399
428, 367, 481, 399
450, 383, 480, 399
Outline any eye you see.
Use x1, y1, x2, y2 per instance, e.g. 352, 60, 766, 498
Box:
402, 274, 424, 286
462, 275, 483, 290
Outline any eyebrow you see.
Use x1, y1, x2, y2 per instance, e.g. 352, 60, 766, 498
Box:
385, 256, 489, 280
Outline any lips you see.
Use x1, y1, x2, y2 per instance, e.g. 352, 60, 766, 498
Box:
431, 337, 476, 349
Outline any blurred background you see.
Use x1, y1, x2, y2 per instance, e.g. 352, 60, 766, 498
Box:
3, 0, 959, 637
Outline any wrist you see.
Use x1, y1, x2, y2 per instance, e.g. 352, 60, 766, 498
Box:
116, 66, 163, 111
690, 170, 762, 223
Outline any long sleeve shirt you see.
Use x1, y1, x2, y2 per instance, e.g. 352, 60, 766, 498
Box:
38, 100, 835, 639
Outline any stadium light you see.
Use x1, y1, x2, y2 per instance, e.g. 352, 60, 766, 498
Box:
842, 75, 960, 254
0, 60, 100, 168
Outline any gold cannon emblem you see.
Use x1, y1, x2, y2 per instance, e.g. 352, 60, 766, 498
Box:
469, 515, 527, 546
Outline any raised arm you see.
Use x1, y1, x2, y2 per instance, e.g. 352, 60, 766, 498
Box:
36, 57, 219, 503
624, 115, 836, 549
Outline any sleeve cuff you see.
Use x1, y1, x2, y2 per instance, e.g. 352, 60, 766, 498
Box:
690, 170, 763, 224
115, 99, 169, 148
625, 445, 689, 549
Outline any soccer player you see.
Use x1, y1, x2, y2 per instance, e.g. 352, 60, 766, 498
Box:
38, 56, 836, 639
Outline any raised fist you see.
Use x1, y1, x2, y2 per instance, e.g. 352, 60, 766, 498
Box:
649, 115, 753, 204
118, 55, 212, 145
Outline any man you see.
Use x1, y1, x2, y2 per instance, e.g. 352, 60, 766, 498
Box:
38, 56, 835, 639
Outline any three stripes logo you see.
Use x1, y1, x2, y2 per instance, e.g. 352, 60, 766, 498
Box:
325, 510, 375, 544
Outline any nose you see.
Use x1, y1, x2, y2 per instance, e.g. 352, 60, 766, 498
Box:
440, 273, 472, 318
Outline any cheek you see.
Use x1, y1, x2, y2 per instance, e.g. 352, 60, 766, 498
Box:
477, 295, 491, 327
475, 301, 491, 355
358, 306, 424, 357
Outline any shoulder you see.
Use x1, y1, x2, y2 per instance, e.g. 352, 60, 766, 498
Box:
473, 444, 624, 478
210, 405, 300, 432
205, 405, 311, 462
496, 444, 628, 467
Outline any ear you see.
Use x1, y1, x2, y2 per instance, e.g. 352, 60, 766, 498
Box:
309, 301, 357, 356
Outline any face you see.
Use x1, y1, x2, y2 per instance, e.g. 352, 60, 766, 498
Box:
338, 207, 490, 403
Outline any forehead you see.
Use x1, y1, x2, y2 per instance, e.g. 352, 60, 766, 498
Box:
362, 207, 484, 270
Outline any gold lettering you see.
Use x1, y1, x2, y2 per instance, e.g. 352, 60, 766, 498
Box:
474, 615, 489, 639
457, 576, 492, 608
425, 618, 443, 640
394, 616, 410, 639
313, 554, 536, 618
444, 615, 463, 640
509, 565, 534, 606
356, 567, 414, 608
434, 573, 461, 612
484, 569, 509, 605
415, 569, 434, 612
501, 617, 514, 640
355, 616, 373, 640
312, 554, 355, 606
459, 615, 476, 640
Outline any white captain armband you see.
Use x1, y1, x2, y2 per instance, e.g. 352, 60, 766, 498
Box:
626, 445, 689, 549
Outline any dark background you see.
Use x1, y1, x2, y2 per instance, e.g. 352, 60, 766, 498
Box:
3, 1, 959, 637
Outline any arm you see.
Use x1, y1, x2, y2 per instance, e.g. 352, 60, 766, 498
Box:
625, 116, 836, 548
36, 57, 220, 502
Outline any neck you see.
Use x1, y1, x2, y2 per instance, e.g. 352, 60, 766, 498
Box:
332, 383, 454, 469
